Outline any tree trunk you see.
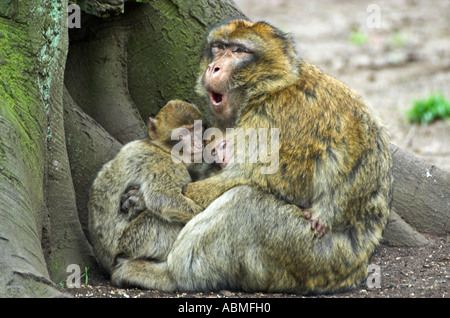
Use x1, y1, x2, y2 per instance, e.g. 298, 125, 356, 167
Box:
381, 144, 450, 247
390, 144, 449, 236
0, 0, 448, 297
0, 0, 93, 297
64, 24, 147, 144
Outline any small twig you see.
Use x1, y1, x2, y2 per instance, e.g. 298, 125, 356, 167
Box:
403, 125, 416, 148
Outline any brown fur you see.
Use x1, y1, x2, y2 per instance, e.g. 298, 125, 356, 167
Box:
88, 100, 210, 274
111, 20, 393, 295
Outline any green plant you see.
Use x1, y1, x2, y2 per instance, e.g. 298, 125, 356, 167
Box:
407, 93, 450, 124
390, 31, 407, 47
349, 30, 368, 45
81, 266, 89, 285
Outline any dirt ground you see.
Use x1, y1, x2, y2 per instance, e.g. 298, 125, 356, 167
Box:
66, 234, 448, 299
65, 0, 449, 299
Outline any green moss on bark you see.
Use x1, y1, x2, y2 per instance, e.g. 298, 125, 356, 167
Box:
0, 18, 46, 198
0, 0, 81, 296
125, 0, 244, 119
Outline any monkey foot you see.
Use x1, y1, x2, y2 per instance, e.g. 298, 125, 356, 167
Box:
120, 186, 146, 219
303, 211, 327, 238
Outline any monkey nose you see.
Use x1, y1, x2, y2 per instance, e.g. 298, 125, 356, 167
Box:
207, 64, 221, 77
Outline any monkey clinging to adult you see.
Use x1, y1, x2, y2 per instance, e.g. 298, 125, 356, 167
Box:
88, 100, 217, 275
111, 19, 393, 295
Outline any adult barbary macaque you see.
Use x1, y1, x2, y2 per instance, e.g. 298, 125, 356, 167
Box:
88, 100, 212, 275
111, 19, 393, 295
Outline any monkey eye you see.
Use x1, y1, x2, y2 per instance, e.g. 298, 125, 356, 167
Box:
231, 45, 252, 55
231, 46, 244, 53
211, 43, 226, 55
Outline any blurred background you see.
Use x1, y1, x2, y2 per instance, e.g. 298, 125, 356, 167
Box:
234, 0, 450, 171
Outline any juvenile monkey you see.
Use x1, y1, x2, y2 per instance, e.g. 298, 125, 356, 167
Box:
88, 100, 213, 275
111, 20, 393, 295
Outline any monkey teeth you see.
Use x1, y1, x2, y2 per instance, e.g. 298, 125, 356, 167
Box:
209, 90, 224, 106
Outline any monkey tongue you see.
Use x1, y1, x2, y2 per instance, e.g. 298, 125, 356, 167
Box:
209, 90, 224, 107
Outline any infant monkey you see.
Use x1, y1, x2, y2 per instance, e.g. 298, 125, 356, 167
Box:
88, 100, 218, 275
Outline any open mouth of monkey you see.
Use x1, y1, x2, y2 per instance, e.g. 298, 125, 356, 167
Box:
209, 90, 224, 107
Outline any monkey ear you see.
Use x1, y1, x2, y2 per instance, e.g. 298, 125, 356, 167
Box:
148, 117, 158, 140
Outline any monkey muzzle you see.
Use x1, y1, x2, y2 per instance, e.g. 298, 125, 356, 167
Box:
209, 90, 224, 107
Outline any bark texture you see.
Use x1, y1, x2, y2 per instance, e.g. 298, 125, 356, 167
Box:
63, 86, 122, 244
390, 144, 449, 236
64, 23, 147, 144
0, 0, 75, 297
381, 144, 450, 247
124, 0, 244, 122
